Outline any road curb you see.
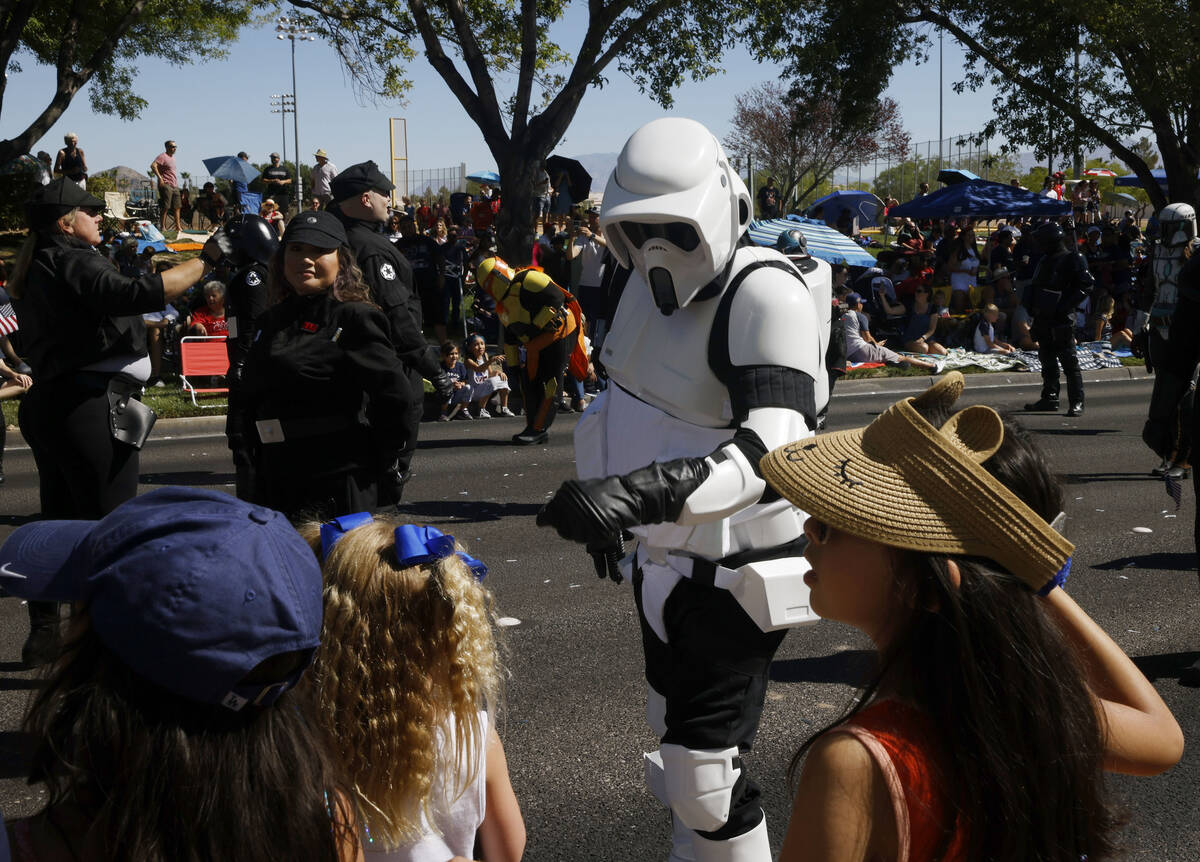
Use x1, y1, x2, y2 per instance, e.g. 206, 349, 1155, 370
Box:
4, 367, 1153, 450
832, 365, 1149, 398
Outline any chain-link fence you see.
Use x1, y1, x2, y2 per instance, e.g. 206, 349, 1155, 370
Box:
397, 165, 467, 202
833, 131, 1004, 202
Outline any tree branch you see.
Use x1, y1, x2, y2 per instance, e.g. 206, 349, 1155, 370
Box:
916, 3, 1160, 200
509, 0, 538, 138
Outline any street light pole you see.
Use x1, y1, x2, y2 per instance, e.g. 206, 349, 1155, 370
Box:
276, 16, 315, 215
269, 94, 294, 172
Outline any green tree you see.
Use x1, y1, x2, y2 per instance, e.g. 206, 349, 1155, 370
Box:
724, 81, 909, 215
0, 0, 254, 166
287, 0, 787, 257
769, 0, 1200, 210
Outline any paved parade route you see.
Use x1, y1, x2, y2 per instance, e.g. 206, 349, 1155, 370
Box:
0, 375, 1195, 859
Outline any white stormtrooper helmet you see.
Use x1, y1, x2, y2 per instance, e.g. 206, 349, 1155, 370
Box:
600, 117, 751, 315
1157, 202, 1196, 248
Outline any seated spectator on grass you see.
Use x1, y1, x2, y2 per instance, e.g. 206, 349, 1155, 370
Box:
261, 199, 285, 236
1011, 301, 1038, 351
196, 182, 227, 228
0, 487, 360, 862
1091, 295, 1134, 349
973, 303, 1015, 354
844, 292, 940, 372
947, 225, 980, 313
463, 333, 513, 418
902, 284, 948, 356
188, 281, 229, 337
437, 341, 474, 421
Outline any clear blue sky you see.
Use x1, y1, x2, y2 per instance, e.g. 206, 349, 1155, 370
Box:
1, 16, 996, 183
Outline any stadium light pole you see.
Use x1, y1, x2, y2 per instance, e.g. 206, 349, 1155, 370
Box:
269, 94, 294, 172
276, 16, 315, 215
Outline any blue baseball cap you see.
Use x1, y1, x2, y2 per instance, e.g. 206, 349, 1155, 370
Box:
845, 292, 862, 306
0, 487, 323, 712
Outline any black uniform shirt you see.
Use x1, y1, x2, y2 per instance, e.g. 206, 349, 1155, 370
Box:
225, 262, 270, 370
335, 211, 440, 379
14, 235, 165, 381
244, 291, 411, 456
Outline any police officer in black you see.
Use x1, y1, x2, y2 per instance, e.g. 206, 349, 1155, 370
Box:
7, 178, 223, 664
1022, 221, 1094, 417
329, 161, 453, 503
240, 211, 412, 519
221, 214, 280, 500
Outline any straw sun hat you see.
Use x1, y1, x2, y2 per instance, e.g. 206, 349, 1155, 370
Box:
760, 373, 1073, 592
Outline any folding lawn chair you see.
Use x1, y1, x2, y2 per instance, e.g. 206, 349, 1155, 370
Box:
179, 335, 230, 407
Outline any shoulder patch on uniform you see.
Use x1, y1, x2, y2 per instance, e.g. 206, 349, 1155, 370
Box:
245, 270, 262, 286
380, 262, 396, 280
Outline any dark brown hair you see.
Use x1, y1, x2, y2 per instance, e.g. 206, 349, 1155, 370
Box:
22, 619, 356, 861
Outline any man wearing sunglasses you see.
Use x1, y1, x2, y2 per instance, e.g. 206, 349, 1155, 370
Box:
539, 118, 830, 862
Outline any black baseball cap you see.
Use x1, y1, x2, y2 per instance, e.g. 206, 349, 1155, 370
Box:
26, 178, 105, 226
281, 211, 347, 250
330, 160, 394, 201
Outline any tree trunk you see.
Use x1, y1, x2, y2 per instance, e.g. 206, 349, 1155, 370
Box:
493, 136, 559, 265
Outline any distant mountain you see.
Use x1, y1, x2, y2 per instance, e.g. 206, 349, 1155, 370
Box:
96, 165, 151, 189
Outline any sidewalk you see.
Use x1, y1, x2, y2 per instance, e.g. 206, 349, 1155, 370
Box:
5, 366, 1153, 448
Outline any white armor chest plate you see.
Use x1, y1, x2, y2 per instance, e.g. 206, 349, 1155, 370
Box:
1152, 245, 1186, 315
599, 268, 734, 428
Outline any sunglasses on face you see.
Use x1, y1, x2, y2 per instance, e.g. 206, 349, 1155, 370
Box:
81, 206, 105, 217
808, 517, 834, 545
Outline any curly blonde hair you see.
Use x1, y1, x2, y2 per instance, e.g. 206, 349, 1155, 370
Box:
300, 519, 502, 849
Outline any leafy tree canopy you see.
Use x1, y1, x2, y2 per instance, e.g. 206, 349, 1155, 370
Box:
1, 0, 256, 166
769, 0, 1200, 210
287, 0, 781, 254
724, 80, 909, 214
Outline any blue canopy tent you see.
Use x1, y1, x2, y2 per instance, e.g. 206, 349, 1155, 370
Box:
1114, 169, 1200, 190
937, 168, 981, 185
747, 215, 876, 267
805, 190, 883, 229
887, 179, 1071, 219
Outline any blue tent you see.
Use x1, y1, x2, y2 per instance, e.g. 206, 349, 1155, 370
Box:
806, 190, 884, 229
887, 179, 1070, 219
937, 168, 981, 184
747, 215, 876, 267
1114, 169, 1200, 190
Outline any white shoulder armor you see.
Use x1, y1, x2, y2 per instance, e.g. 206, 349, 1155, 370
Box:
724, 247, 828, 383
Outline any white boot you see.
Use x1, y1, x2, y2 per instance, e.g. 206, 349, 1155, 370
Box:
668, 813, 697, 862
689, 818, 771, 862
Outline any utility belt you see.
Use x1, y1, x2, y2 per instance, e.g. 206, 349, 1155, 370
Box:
636, 537, 820, 632
66, 371, 157, 449
254, 414, 360, 445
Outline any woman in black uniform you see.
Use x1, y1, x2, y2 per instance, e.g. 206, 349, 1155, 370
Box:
6, 179, 219, 665
241, 210, 412, 520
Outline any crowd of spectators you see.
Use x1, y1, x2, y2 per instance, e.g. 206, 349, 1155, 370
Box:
834, 207, 1150, 370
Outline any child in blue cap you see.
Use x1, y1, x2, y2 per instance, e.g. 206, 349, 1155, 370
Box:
0, 487, 361, 862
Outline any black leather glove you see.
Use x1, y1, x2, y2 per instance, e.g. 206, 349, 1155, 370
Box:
536, 457, 711, 547
586, 534, 627, 584
202, 227, 234, 265
429, 368, 456, 401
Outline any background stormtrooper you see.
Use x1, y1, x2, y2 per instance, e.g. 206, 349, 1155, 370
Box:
538, 117, 830, 861
1143, 203, 1200, 461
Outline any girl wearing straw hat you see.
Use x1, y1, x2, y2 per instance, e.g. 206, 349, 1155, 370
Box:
759, 373, 1182, 862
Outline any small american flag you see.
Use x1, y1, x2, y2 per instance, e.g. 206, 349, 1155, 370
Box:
0, 303, 17, 336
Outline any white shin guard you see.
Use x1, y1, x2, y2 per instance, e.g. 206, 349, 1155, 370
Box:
660, 743, 741, 834
690, 818, 771, 862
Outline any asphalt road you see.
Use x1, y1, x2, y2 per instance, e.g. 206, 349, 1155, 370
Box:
0, 374, 1196, 860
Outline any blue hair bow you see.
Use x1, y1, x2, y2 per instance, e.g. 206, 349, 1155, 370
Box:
320, 515, 488, 581
320, 511, 375, 559
395, 524, 488, 582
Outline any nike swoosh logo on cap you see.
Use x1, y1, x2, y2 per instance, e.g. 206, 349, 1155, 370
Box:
0, 562, 28, 579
